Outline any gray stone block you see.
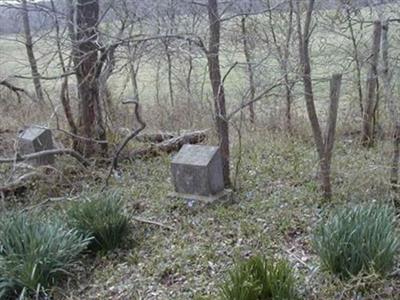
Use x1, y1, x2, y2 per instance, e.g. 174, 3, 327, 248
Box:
171, 144, 224, 197
18, 126, 55, 165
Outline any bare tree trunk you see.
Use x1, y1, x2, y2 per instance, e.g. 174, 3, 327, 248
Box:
128, 43, 141, 103
186, 40, 194, 125
361, 21, 382, 147
297, 0, 342, 199
241, 16, 256, 124
207, 0, 231, 187
322, 74, 342, 199
297, 0, 324, 159
75, 0, 107, 156
155, 56, 162, 106
283, 0, 294, 132
267, 0, 294, 132
186, 42, 193, 105
163, 40, 175, 107
381, 21, 400, 189
346, 9, 364, 116
21, 0, 44, 103
50, 0, 78, 148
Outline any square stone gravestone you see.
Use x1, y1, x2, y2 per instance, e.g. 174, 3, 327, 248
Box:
171, 144, 228, 204
18, 126, 55, 165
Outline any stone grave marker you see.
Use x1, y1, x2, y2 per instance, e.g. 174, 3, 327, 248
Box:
18, 126, 55, 165
171, 144, 229, 204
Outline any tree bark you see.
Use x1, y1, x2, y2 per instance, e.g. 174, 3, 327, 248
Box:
361, 21, 382, 147
321, 74, 342, 199
74, 0, 107, 156
207, 0, 231, 187
21, 0, 44, 103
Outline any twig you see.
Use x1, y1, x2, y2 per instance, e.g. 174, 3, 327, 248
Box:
0, 79, 33, 102
13, 71, 75, 80
36, 126, 108, 144
283, 248, 314, 271
222, 62, 238, 84
227, 81, 284, 120
132, 217, 174, 230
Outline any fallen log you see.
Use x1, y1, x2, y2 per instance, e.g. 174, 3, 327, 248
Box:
135, 132, 175, 143
0, 171, 41, 196
127, 130, 207, 160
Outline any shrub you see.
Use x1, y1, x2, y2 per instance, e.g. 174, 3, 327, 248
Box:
219, 256, 298, 300
0, 213, 89, 299
67, 190, 130, 252
313, 204, 399, 279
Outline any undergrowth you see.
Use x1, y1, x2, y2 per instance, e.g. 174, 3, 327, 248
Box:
219, 255, 298, 300
313, 204, 399, 279
67, 190, 130, 253
0, 213, 89, 299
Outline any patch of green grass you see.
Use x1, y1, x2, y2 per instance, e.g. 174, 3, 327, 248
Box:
219, 255, 299, 300
0, 213, 89, 299
67, 190, 130, 253
313, 204, 399, 279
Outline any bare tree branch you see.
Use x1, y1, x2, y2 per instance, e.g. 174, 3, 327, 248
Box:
0, 149, 90, 167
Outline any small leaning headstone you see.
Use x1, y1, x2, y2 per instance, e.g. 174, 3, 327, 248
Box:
170, 144, 229, 205
18, 126, 55, 165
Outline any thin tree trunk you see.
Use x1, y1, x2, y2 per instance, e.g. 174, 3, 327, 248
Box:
241, 16, 256, 124
207, 0, 231, 187
155, 56, 162, 106
297, 0, 324, 159
186, 40, 194, 125
361, 21, 382, 147
347, 9, 364, 116
268, 0, 294, 132
21, 0, 44, 103
164, 41, 175, 107
186, 41, 193, 104
50, 0, 78, 148
128, 44, 141, 103
297, 0, 342, 199
381, 21, 400, 189
283, 0, 294, 132
322, 74, 342, 199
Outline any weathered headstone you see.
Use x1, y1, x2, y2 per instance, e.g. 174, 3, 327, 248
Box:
18, 126, 55, 165
171, 144, 228, 204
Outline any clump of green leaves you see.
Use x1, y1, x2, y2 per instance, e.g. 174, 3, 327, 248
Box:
219, 256, 298, 300
313, 204, 399, 279
0, 213, 89, 299
67, 190, 130, 252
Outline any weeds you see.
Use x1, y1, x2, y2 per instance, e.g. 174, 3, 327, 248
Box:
0, 213, 89, 299
67, 190, 130, 252
219, 255, 298, 300
313, 204, 399, 279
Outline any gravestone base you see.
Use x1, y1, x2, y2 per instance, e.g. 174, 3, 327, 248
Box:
168, 189, 232, 208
